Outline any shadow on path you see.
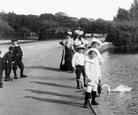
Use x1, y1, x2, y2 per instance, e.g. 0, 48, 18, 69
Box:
26, 66, 62, 72
31, 81, 75, 89
26, 89, 84, 100
25, 96, 83, 108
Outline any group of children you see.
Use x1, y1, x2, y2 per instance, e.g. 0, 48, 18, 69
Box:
0, 40, 27, 88
71, 34, 104, 107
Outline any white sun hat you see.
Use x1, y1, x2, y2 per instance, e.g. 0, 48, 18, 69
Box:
91, 38, 102, 46
85, 48, 100, 56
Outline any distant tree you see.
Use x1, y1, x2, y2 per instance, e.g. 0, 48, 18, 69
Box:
55, 12, 67, 17
77, 18, 90, 31
114, 8, 131, 21
0, 19, 14, 37
39, 13, 56, 21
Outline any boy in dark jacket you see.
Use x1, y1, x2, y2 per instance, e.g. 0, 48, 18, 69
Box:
3, 46, 15, 81
0, 50, 4, 87
12, 40, 27, 79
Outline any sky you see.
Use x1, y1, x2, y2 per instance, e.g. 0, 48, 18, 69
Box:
0, 0, 134, 21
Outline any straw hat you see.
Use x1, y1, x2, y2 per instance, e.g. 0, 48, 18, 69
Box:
76, 45, 86, 49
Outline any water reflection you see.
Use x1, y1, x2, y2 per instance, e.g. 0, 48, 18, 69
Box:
101, 49, 138, 115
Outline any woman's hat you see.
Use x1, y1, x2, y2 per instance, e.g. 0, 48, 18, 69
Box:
86, 48, 99, 56
79, 31, 84, 35
76, 45, 85, 49
74, 29, 80, 35
67, 31, 72, 35
91, 38, 102, 46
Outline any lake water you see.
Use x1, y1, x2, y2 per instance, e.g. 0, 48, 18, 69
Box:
101, 49, 138, 115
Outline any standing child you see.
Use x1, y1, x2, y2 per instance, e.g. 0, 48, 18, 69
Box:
84, 48, 102, 108
0, 50, 4, 87
72, 45, 87, 89
3, 46, 15, 81
12, 40, 27, 79
89, 38, 104, 96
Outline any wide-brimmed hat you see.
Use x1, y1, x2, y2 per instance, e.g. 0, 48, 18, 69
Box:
74, 29, 80, 35
67, 31, 72, 35
86, 48, 99, 56
91, 38, 102, 46
76, 45, 85, 49
79, 31, 84, 35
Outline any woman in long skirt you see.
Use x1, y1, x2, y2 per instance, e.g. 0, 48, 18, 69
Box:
59, 31, 74, 72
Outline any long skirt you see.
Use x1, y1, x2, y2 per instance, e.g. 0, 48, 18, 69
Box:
60, 47, 74, 71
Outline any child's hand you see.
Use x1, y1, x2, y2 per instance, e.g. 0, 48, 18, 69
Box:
88, 79, 92, 82
73, 67, 76, 71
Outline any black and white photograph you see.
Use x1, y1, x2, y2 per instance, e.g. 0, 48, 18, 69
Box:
0, 0, 136, 115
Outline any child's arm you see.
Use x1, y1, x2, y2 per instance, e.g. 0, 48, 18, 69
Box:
3, 53, 8, 63
98, 52, 104, 65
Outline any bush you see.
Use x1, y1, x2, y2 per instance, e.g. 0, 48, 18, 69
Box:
106, 21, 138, 49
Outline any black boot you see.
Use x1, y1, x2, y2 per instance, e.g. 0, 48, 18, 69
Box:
76, 79, 81, 89
7, 74, 12, 81
91, 91, 99, 105
20, 69, 27, 78
13, 71, 18, 79
0, 82, 3, 88
83, 77, 87, 87
5, 74, 10, 81
84, 92, 90, 108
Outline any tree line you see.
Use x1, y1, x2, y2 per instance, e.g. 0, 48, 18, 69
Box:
0, 0, 138, 50
0, 11, 110, 40
106, 0, 138, 50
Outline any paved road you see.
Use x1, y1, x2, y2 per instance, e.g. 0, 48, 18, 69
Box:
0, 40, 95, 115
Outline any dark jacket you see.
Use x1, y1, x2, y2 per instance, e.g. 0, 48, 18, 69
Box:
3, 52, 15, 64
0, 57, 4, 69
13, 45, 23, 57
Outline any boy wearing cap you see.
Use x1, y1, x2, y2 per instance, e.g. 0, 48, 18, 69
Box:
12, 40, 27, 79
72, 45, 87, 89
3, 46, 15, 81
84, 48, 101, 107
0, 50, 4, 87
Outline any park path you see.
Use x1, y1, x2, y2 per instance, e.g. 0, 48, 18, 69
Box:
0, 40, 95, 115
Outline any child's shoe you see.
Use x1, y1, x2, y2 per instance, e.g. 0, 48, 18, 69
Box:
5, 79, 10, 81
91, 101, 99, 105
83, 103, 88, 108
